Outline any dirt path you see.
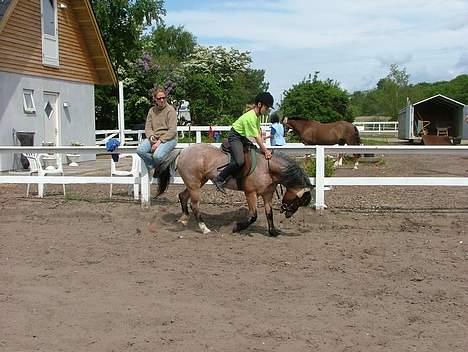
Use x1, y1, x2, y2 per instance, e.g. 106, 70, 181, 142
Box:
1, 154, 467, 351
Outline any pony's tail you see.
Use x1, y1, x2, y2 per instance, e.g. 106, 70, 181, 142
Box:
353, 125, 361, 145
353, 125, 361, 159
156, 149, 180, 196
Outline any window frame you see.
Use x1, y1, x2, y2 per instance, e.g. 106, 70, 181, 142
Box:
23, 89, 37, 114
41, 0, 59, 67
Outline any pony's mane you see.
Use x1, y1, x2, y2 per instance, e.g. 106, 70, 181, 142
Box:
273, 151, 312, 188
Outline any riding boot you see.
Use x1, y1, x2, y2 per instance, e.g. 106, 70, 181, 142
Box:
213, 163, 237, 194
213, 176, 227, 194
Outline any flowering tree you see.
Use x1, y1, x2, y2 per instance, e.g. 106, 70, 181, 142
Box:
181, 46, 268, 124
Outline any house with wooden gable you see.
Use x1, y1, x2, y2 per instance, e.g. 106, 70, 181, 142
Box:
0, 0, 117, 171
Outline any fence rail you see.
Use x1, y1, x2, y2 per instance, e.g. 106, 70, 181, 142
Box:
96, 122, 398, 146
2, 144, 468, 209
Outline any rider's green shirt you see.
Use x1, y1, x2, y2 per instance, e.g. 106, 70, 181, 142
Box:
232, 110, 260, 138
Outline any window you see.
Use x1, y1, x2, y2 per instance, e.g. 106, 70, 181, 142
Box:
23, 90, 36, 114
41, 0, 59, 67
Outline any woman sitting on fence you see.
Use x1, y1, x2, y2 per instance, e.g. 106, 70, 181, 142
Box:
136, 87, 178, 178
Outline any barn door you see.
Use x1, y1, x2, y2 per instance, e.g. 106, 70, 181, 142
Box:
43, 92, 59, 146
398, 104, 413, 139
41, 0, 59, 67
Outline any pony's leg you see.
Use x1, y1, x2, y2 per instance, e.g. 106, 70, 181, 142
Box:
189, 188, 211, 234
233, 192, 257, 233
177, 188, 190, 225
332, 155, 341, 167
262, 191, 279, 237
337, 153, 343, 166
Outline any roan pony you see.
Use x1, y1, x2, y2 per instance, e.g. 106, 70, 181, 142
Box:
283, 116, 361, 168
155, 143, 312, 236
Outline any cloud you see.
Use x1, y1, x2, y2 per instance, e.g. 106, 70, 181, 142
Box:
455, 52, 468, 71
376, 53, 413, 67
165, 0, 468, 100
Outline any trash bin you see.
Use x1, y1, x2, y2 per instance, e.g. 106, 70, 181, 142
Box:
13, 131, 35, 170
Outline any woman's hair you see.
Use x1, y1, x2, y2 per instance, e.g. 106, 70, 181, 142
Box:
270, 114, 280, 123
244, 104, 255, 112
151, 87, 166, 96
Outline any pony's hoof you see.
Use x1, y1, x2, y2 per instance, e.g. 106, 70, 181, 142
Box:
199, 222, 211, 235
177, 216, 189, 226
178, 219, 188, 226
268, 229, 280, 237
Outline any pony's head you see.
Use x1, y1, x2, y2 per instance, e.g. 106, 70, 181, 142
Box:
282, 116, 293, 134
273, 151, 313, 218
280, 187, 312, 218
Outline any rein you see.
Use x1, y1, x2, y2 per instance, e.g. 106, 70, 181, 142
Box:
268, 151, 284, 200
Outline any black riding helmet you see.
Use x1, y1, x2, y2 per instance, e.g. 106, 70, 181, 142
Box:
254, 92, 274, 108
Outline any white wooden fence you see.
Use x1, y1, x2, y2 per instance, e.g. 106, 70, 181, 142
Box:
2, 144, 468, 210
95, 122, 398, 146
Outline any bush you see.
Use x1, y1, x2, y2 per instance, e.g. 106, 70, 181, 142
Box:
302, 155, 336, 177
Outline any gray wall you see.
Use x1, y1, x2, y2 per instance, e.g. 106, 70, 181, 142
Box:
0, 71, 96, 171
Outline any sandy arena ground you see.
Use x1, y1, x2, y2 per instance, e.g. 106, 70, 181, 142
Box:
1, 154, 467, 351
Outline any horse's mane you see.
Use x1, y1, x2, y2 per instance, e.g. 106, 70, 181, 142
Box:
273, 151, 312, 188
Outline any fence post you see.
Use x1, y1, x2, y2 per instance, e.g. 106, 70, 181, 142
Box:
196, 131, 202, 143
314, 146, 326, 209
118, 81, 125, 145
140, 163, 150, 207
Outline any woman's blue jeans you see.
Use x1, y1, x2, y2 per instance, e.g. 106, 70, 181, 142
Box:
136, 138, 177, 171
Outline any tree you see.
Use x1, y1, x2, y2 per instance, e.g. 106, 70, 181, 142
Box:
92, 0, 166, 70
349, 66, 468, 121
116, 52, 187, 129
92, 0, 166, 129
181, 46, 268, 124
216, 69, 269, 122
183, 73, 224, 125
142, 25, 197, 64
376, 64, 410, 118
281, 73, 352, 122
183, 46, 252, 86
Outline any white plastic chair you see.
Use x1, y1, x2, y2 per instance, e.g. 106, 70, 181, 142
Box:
24, 153, 66, 197
110, 153, 140, 200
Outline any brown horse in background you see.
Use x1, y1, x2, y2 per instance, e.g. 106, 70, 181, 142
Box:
155, 144, 312, 237
283, 116, 361, 168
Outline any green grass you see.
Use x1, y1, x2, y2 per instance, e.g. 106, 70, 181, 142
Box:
361, 136, 394, 145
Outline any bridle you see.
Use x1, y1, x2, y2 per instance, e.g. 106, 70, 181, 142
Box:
280, 188, 311, 214
280, 198, 300, 213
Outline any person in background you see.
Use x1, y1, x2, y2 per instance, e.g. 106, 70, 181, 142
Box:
136, 87, 177, 177
266, 113, 286, 146
213, 92, 274, 193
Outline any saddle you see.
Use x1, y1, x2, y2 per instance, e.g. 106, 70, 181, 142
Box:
220, 139, 258, 187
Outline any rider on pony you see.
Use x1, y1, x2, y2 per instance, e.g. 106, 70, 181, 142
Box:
213, 92, 274, 193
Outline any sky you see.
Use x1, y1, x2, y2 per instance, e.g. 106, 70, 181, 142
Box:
164, 0, 468, 105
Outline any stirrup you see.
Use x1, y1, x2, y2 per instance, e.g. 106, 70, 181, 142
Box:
213, 178, 226, 194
